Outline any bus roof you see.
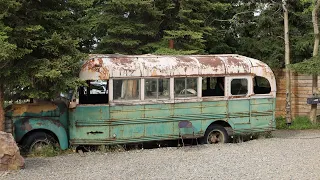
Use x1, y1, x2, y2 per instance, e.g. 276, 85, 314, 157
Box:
79, 54, 274, 80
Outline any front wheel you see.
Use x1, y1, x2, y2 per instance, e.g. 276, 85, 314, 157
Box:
22, 132, 57, 153
203, 125, 230, 144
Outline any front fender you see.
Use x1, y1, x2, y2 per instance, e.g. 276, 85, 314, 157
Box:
15, 118, 69, 150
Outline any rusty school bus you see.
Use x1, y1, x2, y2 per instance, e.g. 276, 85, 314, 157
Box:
5, 54, 276, 151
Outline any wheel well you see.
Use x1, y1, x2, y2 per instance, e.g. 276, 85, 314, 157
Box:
209, 120, 231, 128
205, 120, 232, 135
19, 129, 59, 145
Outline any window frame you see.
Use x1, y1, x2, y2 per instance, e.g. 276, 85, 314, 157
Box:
226, 76, 251, 97
201, 76, 226, 97
78, 80, 109, 105
112, 78, 141, 101
253, 76, 272, 95
144, 78, 170, 100
174, 77, 198, 99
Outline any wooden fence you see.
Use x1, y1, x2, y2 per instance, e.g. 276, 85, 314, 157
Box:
275, 70, 320, 117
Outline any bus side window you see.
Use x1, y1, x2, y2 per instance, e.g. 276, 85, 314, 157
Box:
253, 76, 271, 94
174, 78, 197, 98
202, 77, 224, 97
79, 80, 108, 104
145, 78, 170, 99
113, 79, 140, 100
231, 79, 248, 95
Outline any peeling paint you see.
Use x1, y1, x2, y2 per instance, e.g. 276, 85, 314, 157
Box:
10, 102, 58, 116
80, 54, 273, 81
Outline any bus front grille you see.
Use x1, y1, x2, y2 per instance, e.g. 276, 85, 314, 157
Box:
4, 117, 13, 134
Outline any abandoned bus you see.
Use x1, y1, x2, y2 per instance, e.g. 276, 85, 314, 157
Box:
5, 54, 276, 151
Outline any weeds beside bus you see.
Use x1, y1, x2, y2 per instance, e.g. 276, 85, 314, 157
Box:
5, 54, 276, 152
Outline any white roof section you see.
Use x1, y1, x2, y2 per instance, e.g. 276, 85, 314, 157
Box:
80, 54, 274, 79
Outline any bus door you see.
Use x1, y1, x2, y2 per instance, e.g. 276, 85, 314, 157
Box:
250, 76, 275, 131
226, 76, 251, 134
69, 80, 110, 145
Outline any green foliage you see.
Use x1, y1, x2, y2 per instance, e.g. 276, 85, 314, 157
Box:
161, 0, 230, 54
0, 0, 318, 101
91, 0, 163, 54
28, 145, 73, 157
1, 0, 92, 100
220, 1, 314, 69
90, 0, 231, 55
97, 145, 126, 153
0, 0, 20, 79
276, 116, 320, 129
276, 117, 289, 129
290, 56, 320, 75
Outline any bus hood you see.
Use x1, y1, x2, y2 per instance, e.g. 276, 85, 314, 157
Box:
5, 101, 67, 117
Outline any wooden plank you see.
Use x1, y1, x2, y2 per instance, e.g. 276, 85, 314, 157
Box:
268, 70, 320, 117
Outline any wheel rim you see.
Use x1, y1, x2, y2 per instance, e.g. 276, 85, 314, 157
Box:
29, 139, 51, 152
207, 130, 224, 144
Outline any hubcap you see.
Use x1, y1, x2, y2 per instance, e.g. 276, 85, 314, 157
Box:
207, 130, 223, 144
30, 139, 51, 152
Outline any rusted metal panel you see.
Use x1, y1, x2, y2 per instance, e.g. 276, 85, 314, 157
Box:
79, 54, 275, 83
6, 102, 59, 117
197, 57, 226, 75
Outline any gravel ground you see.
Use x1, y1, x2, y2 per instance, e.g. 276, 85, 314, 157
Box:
3, 130, 320, 180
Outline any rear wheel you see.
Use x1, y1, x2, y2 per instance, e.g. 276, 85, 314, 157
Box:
204, 125, 229, 144
22, 132, 57, 153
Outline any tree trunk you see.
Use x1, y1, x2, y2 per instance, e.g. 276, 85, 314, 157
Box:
0, 84, 4, 131
311, 0, 320, 123
283, 0, 292, 124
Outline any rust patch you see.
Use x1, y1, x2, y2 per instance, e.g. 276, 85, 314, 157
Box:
98, 66, 109, 79
226, 57, 250, 72
111, 57, 134, 64
47, 119, 63, 127
151, 69, 157, 76
11, 102, 58, 116
197, 57, 224, 67
82, 58, 109, 79
20, 119, 32, 131
177, 56, 194, 62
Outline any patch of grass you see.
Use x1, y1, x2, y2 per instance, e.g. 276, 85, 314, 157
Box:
276, 116, 320, 130
276, 117, 288, 129
28, 145, 73, 157
96, 145, 126, 153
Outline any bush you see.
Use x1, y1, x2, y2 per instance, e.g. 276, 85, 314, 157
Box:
276, 116, 320, 130
276, 117, 288, 129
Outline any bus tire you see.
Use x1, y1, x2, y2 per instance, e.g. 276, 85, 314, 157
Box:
203, 125, 230, 144
22, 132, 57, 153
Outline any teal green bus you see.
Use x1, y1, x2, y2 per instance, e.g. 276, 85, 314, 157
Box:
5, 54, 276, 151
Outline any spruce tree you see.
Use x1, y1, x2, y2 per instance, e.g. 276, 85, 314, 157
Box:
0, 0, 92, 130
92, 0, 164, 54
154, 0, 231, 55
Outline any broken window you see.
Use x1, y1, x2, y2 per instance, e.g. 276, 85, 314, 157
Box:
113, 79, 140, 100
231, 79, 248, 95
174, 78, 197, 98
202, 77, 225, 97
79, 80, 108, 104
145, 78, 170, 99
253, 76, 271, 94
